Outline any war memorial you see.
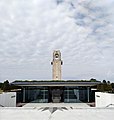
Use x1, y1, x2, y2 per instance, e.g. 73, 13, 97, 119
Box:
12, 50, 99, 104
1, 51, 114, 120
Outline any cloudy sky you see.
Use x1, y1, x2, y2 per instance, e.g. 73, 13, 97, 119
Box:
0, 0, 114, 82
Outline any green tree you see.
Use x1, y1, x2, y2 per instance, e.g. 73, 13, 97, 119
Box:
97, 80, 112, 92
111, 83, 114, 88
111, 83, 114, 93
103, 80, 106, 84
0, 82, 3, 88
90, 78, 97, 82
1, 80, 10, 92
107, 81, 110, 84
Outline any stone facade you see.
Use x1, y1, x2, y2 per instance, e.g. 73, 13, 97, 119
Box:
51, 50, 63, 80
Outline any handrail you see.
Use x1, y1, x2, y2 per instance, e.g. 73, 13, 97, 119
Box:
106, 104, 114, 107
0, 104, 4, 107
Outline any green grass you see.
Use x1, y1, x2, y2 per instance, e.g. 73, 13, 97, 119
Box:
13, 79, 100, 82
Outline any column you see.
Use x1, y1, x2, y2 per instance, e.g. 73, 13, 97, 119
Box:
23, 87, 26, 103
67, 87, 69, 103
43, 87, 45, 103
87, 87, 90, 102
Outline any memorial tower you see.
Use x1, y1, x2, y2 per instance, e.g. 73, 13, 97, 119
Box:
51, 50, 63, 80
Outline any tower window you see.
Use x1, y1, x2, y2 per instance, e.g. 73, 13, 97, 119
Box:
55, 53, 59, 58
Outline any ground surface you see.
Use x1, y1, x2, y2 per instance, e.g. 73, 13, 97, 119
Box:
0, 103, 114, 120
23, 103, 90, 108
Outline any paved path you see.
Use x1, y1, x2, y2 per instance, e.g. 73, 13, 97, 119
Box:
0, 107, 114, 120
23, 103, 90, 108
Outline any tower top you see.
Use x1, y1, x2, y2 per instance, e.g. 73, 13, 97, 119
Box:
53, 50, 61, 60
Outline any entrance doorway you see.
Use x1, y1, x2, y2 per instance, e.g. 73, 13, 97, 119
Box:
48, 87, 63, 103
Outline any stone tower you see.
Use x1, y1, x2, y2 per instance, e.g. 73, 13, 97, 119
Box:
51, 50, 63, 80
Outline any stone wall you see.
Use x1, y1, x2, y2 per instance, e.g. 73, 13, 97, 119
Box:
95, 92, 114, 107
0, 92, 16, 107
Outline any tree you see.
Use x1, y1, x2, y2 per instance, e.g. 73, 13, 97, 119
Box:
103, 80, 106, 84
1, 80, 10, 92
97, 80, 112, 92
107, 81, 110, 84
0, 82, 3, 88
90, 78, 97, 82
111, 83, 114, 88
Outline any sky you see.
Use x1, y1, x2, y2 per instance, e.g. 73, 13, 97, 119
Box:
0, 0, 114, 82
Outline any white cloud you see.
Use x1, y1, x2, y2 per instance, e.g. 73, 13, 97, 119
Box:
0, 0, 114, 82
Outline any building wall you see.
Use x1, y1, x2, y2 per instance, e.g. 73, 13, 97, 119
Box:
0, 92, 16, 107
24, 86, 48, 103
95, 92, 114, 107
19, 86, 91, 103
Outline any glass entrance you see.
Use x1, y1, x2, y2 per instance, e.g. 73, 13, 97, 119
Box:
64, 86, 80, 103
48, 87, 63, 103
21, 86, 90, 103
23, 86, 48, 103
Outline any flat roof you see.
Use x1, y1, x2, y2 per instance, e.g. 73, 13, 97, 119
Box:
12, 81, 100, 87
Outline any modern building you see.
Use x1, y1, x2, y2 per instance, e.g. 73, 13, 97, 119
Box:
12, 81, 99, 103
12, 50, 100, 103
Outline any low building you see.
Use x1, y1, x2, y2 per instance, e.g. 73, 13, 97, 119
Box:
12, 80, 100, 103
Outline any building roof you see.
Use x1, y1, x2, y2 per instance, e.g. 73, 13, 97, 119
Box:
11, 81, 100, 87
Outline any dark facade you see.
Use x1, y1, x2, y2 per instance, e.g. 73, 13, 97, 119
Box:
12, 81, 100, 103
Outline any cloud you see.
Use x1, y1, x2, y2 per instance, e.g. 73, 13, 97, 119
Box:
0, 0, 114, 82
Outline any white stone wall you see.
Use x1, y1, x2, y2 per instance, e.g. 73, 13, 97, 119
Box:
52, 50, 62, 80
95, 92, 114, 107
52, 60, 62, 80
0, 92, 16, 107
